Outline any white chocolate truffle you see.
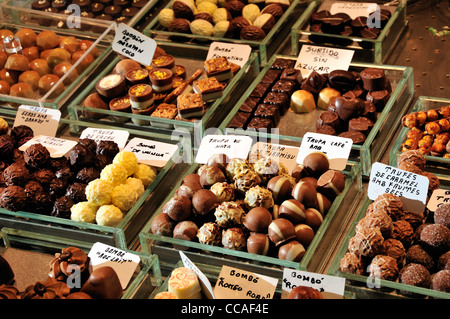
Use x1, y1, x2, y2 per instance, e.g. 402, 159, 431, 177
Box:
196, 0, 217, 6
158, 8, 176, 28
96, 204, 123, 227
196, 1, 217, 15
70, 201, 98, 224
213, 20, 231, 37
100, 163, 128, 187
133, 163, 157, 187
213, 7, 231, 24
85, 178, 113, 206
111, 184, 138, 212
113, 151, 139, 176
290, 89, 316, 113
125, 177, 145, 198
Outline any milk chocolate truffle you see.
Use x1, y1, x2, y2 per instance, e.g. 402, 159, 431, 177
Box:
173, 220, 199, 242
288, 286, 322, 299
368, 255, 399, 281
349, 227, 384, 257
82, 93, 109, 119
175, 181, 202, 199
432, 270, 450, 292
383, 238, 405, 265
192, 188, 219, 216
294, 224, 314, 247
210, 182, 235, 202
183, 173, 201, 186
277, 199, 306, 225
222, 227, 247, 250
316, 193, 331, 215
2, 162, 30, 186
397, 149, 426, 170
214, 201, 245, 228
291, 181, 318, 208
268, 218, 295, 246
0, 185, 27, 211
206, 153, 229, 173
434, 203, 450, 228
399, 263, 431, 290
81, 266, 123, 299
278, 240, 305, 262
302, 152, 330, 178
197, 222, 221, 245
367, 193, 404, 221
162, 195, 192, 222
391, 219, 414, 247
247, 233, 270, 255
151, 213, 175, 237
199, 165, 226, 188
244, 185, 274, 210
406, 244, 434, 271
339, 252, 365, 275
244, 206, 272, 233
267, 175, 293, 203
357, 210, 393, 238
304, 208, 323, 230
420, 223, 450, 253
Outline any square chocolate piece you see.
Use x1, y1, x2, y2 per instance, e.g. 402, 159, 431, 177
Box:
247, 117, 273, 131
261, 69, 282, 84
239, 97, 260, 113
250, 82, 270, 98
271, 80, 297, 95
227, 112, 252, 129
193, 77, 225, 101
270, 58, 295, 70
177, 93, 204, 119
263, 91, 289, 115
280, 68, 301, 83
254, 103, 280, 126
204, 57, 232, 82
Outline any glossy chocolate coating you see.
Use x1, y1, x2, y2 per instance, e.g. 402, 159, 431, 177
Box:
331, 96, 365, 123
268, 218, 295, 246
278, 240, 305, 262
302, 152, 330, 177
192, 189, 218, 216
81, 266, 123, 299
360, 68, 386, 91
317, 170, 346, 198
267, 175, 293, 203
162, 195, 192, 222
173, 220, 199, 241
291, 181, 318, 208
247, 233, 271, 255
279, 199, 306, 224
244, 206, 272, 233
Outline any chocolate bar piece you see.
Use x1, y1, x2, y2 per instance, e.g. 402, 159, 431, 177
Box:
263, 91, 289, 115
193, 77, 225, 101
254, 103, 280, 126
177, 93, 204, 119
261, 69, 282, 84
247, 117, 273, 131
204, 57, 232, 82
271, 80, 297, 95
227, 112, 252, 129
250, 82, 270, 98
239, 97, 260, 113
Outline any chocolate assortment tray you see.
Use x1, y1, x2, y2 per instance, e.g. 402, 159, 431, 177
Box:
67, 42, 259, 137
290, 0, 407, 64
0, 22, 112, 114
0, 116, 186, 249
0, 227, 162, 299
142, 0, 306, 65
0, 0, 160, 38
139, 141, 362, 280
218, 55, 414, 176
389, 96, 450, 183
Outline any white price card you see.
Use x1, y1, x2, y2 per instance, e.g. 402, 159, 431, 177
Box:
195, 135, 253, 164
207, 42, 252, 68
112, 23, 157, 66
122, 137, 178, 167
368, 162, 429, 214
330, 2, 380, 19
282, 269, 345, 299
427, 189, 450, 212
14, 105, 61, 137
80, 127, 129, 149
214, 265, 278, 299
179, 251, 215, 299
249, 142, 300, 173
88, 242, 140, 289
297, 132, 353, 170
19, 135, 77, 158
294, 45, 355, 78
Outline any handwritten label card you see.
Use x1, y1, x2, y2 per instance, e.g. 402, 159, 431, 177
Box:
214, 265, 278, 299
249, 142, 300, 173
112, 23, 157, 66
330, 2, 379, 19
297, 132, 353, 170
88, 242, 140, 289
123, 137, 178, 167
179, 251, 215, 299
282, 269, 345, 299
14, 105, 61, 137
427, 189, 450, 212
195, 135, 253, 164
19, 135, 78, 158
207, 42, 252, 68
368, 162, 429, 214
295, 45, 354, 78
80, 127, 129, 149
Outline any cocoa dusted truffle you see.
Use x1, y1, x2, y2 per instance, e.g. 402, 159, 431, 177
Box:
434, 203, 450, 228
420, 223, 450, 253
405, 244, 435, 271
0, 185, 27, 211
432, 270, 450, 292
2, 162, 30, 186
399, 263, 431, 290
368, 255, 399, 281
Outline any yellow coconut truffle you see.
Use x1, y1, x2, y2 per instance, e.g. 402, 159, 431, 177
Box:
133, 163, 157, 187
113, 151, 139, 176
96, 204, 123, 227
111, 184, 138, 212
85, 178, 113, 206
125, 177, 145, 198
100, 163, 128, 187
70, 201, 98, 224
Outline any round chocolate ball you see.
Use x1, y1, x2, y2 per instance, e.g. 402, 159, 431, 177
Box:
175, 181, 202, 199
278, 240, 306, 262
192, 189, 218, 217
291, 181, 318, 208
267, 175, 293, 203
302, 152, 330, 177
399, 263, 431, 291
432, 270, 450, 292
294, 224, 315, 247
173, 220, 198, 242
199, 165, 226, 188
317, 170, 346, 198
316, 193, 332, 215
182, 173, 201, 186
162, 195, 192, 222
247, 233, 270, 255
420, 223, 450, 253
278, 199, 306, 225
151, 213, 174, 236
206, 153, 229, 173
268, 218, 295, 246
304, 208, 323, 231
434, 203, 450, 228
243, 206, 272, 233
291, 164, 312, 182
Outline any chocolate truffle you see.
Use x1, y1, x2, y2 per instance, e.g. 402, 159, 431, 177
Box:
294, 224, 315, 247
420, 223, 450, 253
244, 185, 274, 210
2, 162, 30, 186
81, 266, 123, 299
199, 166, 226, 188
278, 240, 305, 262
51, 196, 74, 219
222, 227, 246, 251
197, 222, 221, 245
356, 210, 393, 238
173, 220, 199, 242
210, 182, 235, 202
391, 219, 414, 247
233, 169, 262, 193
65, 182, 87, 203
405, 245, 434, 271
368, 255, 399, 281
206, 153, 229, 173
291, 181, 318, 208
268, 218, 295, 246
192, 189, 219, 217
266, 175, 294, 204
0, 135, 14, 161
244, 206, 272, 233
247, 233, 270, 256
96, 140, 120, 159
278, 199, 306, 225
214, 201, 245, 228
0, 185, 27, 211
23, 143, 51, 169
302, 152, 330, 177
399, 263, 431, 290
432, 270, 450, 292
69, 144, 95, 169
75, 167, 100, 184
175, 181, 202, 199
397, 150, 426, 171
339, 252, 365, 275
151, 213, 174, 237
349, 227, 384, 257
162, 195, 192, 222
367, 193, 404, 221
434, 203, 450, 228
304, 208, 323, 230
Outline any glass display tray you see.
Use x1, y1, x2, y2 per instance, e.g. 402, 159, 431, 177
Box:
142, 0, 307, 65
217, 54, 414, 176
0, 227, 162, 299
0, 0, 160, 40
328, 194, 450, 299
67, 42, 259, 138
139, 150, 362, 280
0, 117, 188, 250
390, 96, 450, 183
290, 0, 407, 64
0, 22, 113, 113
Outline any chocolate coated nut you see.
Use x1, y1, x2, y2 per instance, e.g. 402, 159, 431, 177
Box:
168, 18, 190, 33
240, 25, 266, 40
261, 4, 284, 20
171, 0, 194, 20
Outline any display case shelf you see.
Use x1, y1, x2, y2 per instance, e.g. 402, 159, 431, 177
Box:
290, 0, 407, 64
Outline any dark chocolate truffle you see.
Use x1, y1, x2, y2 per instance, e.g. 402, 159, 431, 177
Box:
434, 203, 450, 228
162, 195, 192, 222
81, 266, 123, 299
420, 223, 450, 253
0, 185, 27, 211
432, 270, 450, 292
51, 196, 74, 219
399, 263, 431, 289
302, 152, 330, 177
2, 162, 30, 186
